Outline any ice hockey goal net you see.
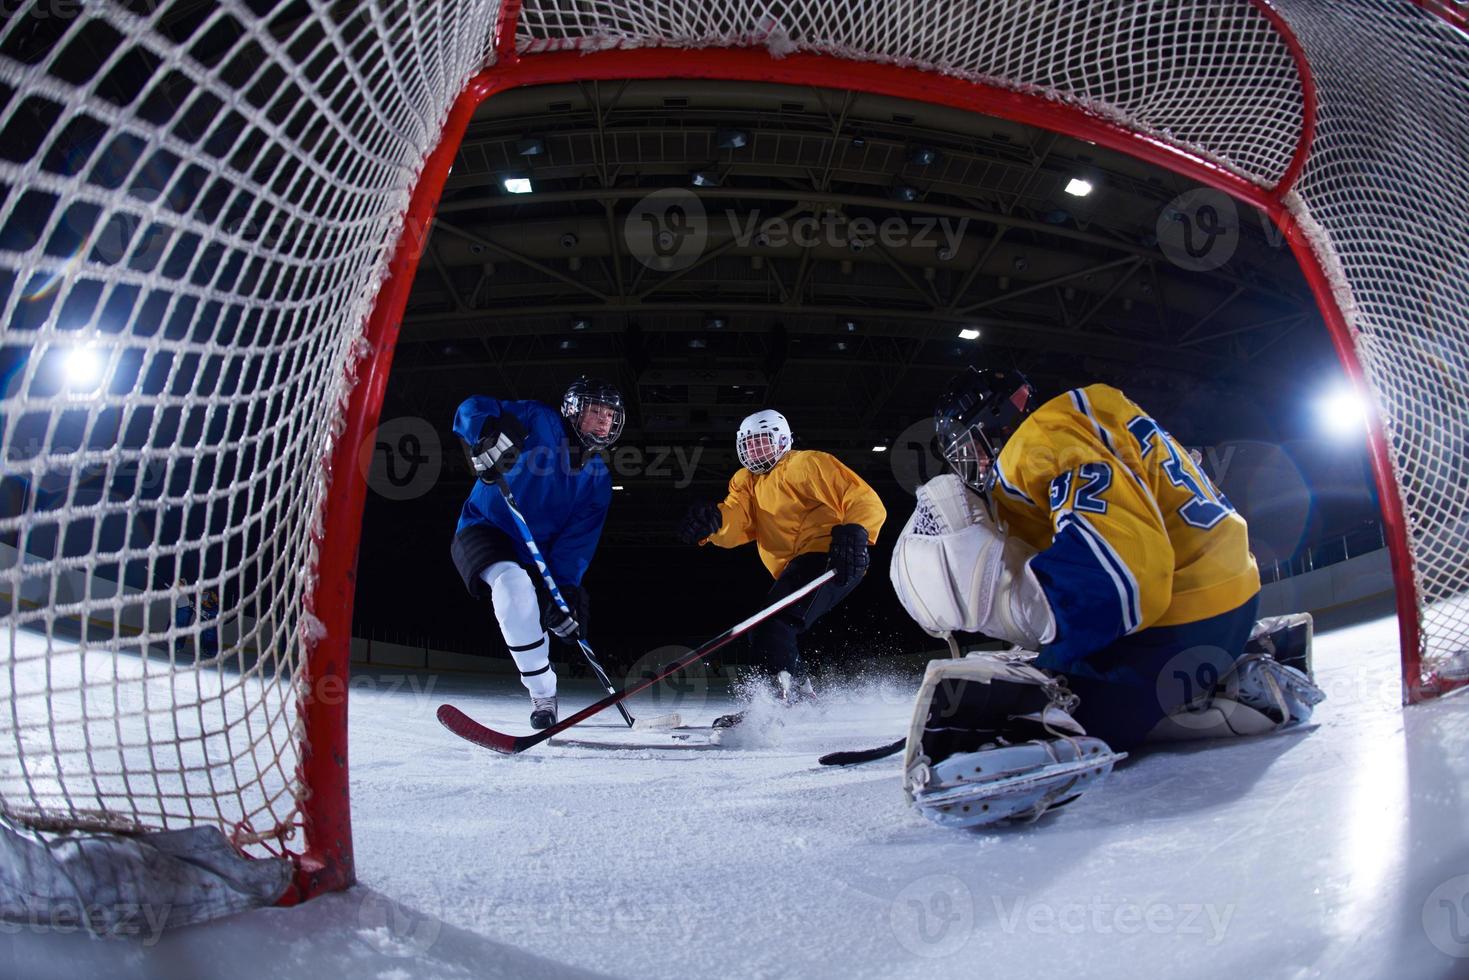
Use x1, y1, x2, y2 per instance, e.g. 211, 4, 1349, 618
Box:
0, 0, 1464, 904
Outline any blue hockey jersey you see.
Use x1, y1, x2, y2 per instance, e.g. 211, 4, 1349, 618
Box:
453, 396, 611, 587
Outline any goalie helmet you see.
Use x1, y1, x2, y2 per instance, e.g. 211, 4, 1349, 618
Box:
736, 409, 793, 474
934, 367, 1036, 493
561, 376, 625, 450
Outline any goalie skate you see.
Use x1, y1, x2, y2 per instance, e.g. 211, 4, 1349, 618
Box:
911, 737, 1126, 829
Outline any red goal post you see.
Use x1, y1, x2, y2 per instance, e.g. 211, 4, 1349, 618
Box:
1, 0, 1465, 907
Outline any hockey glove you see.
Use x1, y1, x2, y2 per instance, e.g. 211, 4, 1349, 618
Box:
540, 584, 585, 641
470, 412, 528, 484
678, 502, 724, 545
827, 523, 871, 586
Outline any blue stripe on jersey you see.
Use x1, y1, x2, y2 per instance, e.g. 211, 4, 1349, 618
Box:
1072, 388, 1148, 492
1067, 512, 1142, 633
1028, 512, 1140, 667
1071, 388, 1116, 455
994, 461, 1035, 505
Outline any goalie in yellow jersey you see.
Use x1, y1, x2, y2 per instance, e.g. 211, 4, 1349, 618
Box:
679, 409, 887, 727
889, 368, 1323, 829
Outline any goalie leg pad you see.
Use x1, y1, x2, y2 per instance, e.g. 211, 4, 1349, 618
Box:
1147, 650, 1326, 743
914, 738, 1125, 829
1245, 613, 1314, 678
903, 653, 1124, 829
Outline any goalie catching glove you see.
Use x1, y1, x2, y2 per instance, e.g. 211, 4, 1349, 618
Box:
890, 474, 1056, 649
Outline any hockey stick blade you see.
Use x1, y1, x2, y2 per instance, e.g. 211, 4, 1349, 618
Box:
438, 703, 524, 754
818, 738, 905, 767
632, 713, 683, 730
438, 570, 837, 755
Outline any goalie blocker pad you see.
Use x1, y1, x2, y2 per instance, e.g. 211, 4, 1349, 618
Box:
902, 654, 1125, 828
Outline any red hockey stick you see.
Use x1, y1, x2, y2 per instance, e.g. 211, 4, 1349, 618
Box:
438, 570, 836, 755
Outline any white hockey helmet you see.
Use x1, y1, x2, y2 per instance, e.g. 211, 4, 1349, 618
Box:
736, 409, 792, 474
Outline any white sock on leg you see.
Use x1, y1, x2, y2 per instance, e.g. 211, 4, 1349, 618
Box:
480, 561, 556, 699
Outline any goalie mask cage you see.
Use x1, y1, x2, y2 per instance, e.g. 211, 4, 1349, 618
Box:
1, 0, 1465, 904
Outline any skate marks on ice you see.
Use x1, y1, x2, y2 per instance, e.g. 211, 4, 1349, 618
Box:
547, 724, 724, 752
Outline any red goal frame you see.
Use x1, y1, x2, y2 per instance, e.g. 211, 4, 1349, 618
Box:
297, 0, 1460, 901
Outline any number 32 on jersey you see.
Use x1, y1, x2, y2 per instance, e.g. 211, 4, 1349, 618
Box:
1047, 415, 1235, 530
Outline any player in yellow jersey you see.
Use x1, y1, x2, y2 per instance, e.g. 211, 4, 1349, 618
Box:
889, 368, 1322, 828
679, 410, 886, 724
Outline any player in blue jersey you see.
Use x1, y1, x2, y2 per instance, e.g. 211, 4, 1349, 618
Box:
450, 377, 623, 729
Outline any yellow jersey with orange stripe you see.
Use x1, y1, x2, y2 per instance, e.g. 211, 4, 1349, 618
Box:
705, 450, 887, 579
992, 384, 1259, 667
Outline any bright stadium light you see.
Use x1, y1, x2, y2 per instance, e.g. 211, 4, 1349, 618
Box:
958, 328, 981, 341
1317, 386, 1369, 437
63, 347, 104, 388
502, 176, 533, 194
1064, 177, 1094, 197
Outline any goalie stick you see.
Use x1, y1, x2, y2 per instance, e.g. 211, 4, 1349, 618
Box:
438, 570, 837, 755
491, 477, 638, 728
818, 738, 905, 767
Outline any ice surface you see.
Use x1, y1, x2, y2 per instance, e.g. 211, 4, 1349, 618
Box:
5, 610, 1469, 979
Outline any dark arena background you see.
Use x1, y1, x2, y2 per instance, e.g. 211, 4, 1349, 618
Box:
350, 79, 1379, 677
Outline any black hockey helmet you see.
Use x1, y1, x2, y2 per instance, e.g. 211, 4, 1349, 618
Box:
934, 367, 1036, 493
561, 376, 625, 450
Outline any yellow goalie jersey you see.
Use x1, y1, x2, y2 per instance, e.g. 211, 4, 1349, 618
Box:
705, 450, 887, 579
992, 384, 1259, 667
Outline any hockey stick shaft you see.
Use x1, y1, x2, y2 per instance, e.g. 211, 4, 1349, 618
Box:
439, 569, 837, 755
493, 479, 635, 727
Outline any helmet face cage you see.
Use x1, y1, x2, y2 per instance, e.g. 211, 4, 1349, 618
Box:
935, 416, 1000, 494
736, 410, 792, 474
934, 368, 1034, 494
562, 377, 625, 450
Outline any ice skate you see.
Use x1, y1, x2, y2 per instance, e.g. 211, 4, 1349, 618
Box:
530, 695, 558, 730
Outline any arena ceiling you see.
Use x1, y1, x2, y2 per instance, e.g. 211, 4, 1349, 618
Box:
391, 79, 1331, 480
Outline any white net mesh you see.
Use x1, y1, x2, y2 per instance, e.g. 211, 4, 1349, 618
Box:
0, 0, 498, 857
2, 0, 1466, 895
516, 0, 1308, 186
1266, 0, 1469, 687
